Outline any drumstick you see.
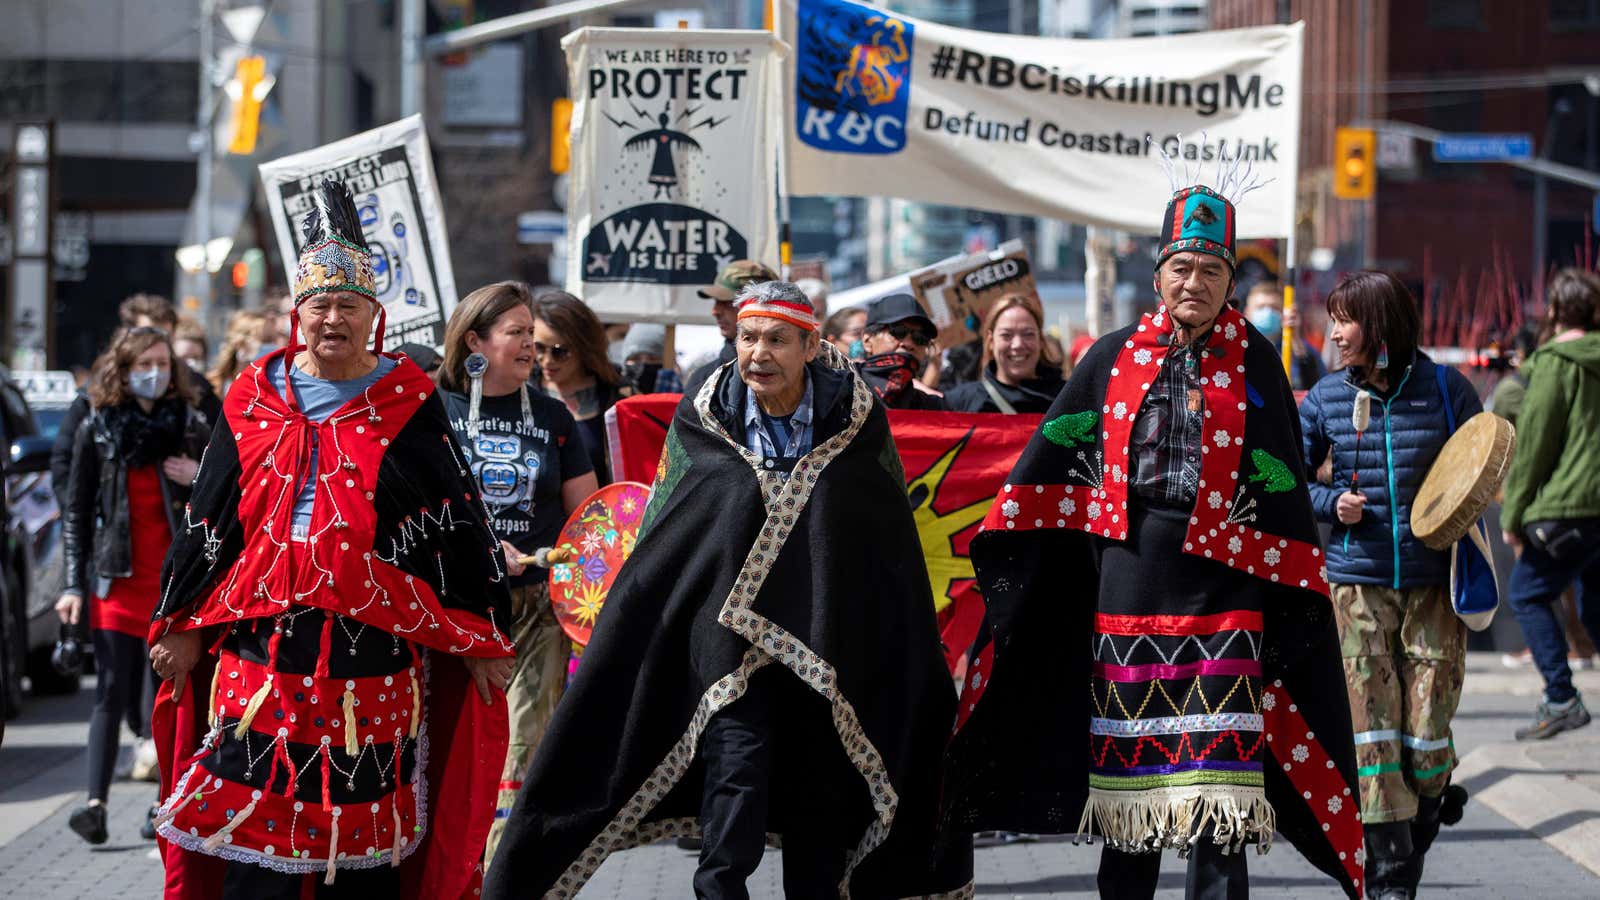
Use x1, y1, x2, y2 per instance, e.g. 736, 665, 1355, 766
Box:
514, 547, 574, 567
1350, 390, 1372, 497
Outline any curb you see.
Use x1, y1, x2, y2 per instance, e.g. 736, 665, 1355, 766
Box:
1454, 735, 1600, 878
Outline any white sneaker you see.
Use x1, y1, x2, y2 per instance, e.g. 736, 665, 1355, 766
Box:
130, 738, 160, 783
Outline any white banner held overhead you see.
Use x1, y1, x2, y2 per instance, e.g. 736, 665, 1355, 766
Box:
778, 0, 1301, 238
259, 115, 457, 347
564, 28, 785, 324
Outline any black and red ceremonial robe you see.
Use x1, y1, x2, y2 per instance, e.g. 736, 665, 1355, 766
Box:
942, 307, 1365, 898
148, 349, 512, 900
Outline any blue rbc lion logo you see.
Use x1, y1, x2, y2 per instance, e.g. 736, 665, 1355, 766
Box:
795, 0, 914, 155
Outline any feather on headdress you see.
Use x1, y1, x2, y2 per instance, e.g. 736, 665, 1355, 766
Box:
1145, 134, 1274, 273
292, 180, 376, 304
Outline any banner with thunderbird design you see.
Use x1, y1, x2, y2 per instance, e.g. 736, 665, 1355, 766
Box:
607, 395, 1038, 672
563, 28, 786, 324
778, 0, 1302, 237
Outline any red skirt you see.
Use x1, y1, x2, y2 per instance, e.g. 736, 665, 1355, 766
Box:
94, 466, 173, 637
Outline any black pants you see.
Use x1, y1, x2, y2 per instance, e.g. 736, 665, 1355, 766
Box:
1097, 830, 1249, 900
695, 669, 848, 900
221, 861, 401, 899
87, 628, 155, 802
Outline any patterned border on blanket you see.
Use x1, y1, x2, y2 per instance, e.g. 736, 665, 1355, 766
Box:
548, 345, 947, 899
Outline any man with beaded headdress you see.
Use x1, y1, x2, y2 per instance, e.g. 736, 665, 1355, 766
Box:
146, 180, 514, 899
942, 156, 1366, 899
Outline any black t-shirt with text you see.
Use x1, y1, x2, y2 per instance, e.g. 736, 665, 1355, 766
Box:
444, 388, 594, 586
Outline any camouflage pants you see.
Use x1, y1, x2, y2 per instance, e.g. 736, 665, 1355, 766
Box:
484, 582, 569, 866
1331, 583, 1465, 824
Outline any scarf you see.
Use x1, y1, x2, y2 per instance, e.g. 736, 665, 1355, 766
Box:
100, 396, 187, 467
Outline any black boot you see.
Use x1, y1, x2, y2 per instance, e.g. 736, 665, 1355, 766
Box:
1363, 822, 1415, 900
1399, 796, 1445, 894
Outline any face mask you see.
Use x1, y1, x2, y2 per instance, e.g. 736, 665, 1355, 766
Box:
1249, 308, 1283, 341
128, 367, 170, 400
847, 339, 866, 360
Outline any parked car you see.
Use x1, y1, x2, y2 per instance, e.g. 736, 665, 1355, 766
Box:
1, 367, 80, 719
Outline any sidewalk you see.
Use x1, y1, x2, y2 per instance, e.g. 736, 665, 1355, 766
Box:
2, 654, 1597, 898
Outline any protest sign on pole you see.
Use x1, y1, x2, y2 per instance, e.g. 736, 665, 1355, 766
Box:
777, 0, 1302, 238
564, 28, 786, 324
259, 115, 457, 347
905, 239, 1038, 346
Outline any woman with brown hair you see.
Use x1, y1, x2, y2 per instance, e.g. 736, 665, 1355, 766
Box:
437, 282, 599, 862
57, 326, 212, 845
207, 308, 271, 394
943, 293, 1066, 414
1299, 271, 1481, 899
531, 290, 631, 483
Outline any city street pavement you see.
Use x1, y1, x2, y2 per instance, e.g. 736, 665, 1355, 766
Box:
3, 653, 1598, 898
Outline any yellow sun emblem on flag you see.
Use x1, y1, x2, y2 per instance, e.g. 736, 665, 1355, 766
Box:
906, 431, 989, 614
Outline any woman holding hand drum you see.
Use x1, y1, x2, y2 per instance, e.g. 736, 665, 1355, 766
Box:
1298, 271, 1481, 900
436, 281, 598, 864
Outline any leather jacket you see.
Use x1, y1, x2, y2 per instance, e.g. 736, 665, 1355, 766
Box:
61, 401, 211, 598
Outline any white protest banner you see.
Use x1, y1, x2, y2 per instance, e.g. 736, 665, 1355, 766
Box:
778, 0, 1301, 238
565, 28, 785, 324
260, 115, 457, 347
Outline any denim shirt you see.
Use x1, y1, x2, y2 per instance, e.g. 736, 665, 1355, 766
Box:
742, 370, 815, 464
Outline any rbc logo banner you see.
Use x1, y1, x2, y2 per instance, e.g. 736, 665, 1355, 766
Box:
794, 0, 914, 155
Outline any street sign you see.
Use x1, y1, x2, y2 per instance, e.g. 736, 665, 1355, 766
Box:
1433, 134, 1533, 163
1377, 131, 1415, 171
517, 210, 565, 245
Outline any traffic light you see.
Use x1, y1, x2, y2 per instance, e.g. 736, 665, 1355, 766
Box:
550, 98, 572, 175
226, 56, 273, 155
1334, 126, 1376, 199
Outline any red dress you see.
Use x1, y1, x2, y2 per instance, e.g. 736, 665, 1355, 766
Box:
93, 465, 173, 637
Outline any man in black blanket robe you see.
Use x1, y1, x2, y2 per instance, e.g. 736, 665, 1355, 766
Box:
486, 282, 971, 899
942, 182, 1366, 899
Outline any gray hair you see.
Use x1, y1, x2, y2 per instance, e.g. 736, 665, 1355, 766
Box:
734, 279, 811, 308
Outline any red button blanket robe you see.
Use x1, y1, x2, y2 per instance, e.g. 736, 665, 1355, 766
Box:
148, 349, 512, 899
942, 308, 1366, 898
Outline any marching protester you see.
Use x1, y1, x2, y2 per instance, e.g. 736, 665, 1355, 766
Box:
146, 182, 512, 897
1300, 271, 1480, 899
51, 294, 220, 506
943, 294, 1066, 414
821, 305, 868, 360
58, 325, 210, 844
436, 280, 599, 862
1500, 267, 1600, 740
208, 309, 273, 395
944, 180, 1363, 899
618, 323, 684, 394
532, 290, 632, 484
172, 317, 210, 379
1489, 322, 1599, 670
1244, 280, 1326, 391
485, 281, 970, 899
856, 293, 946, 410
685, 260, 779, 393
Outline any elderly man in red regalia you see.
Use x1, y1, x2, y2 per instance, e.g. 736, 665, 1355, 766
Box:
147, 181, 513, 900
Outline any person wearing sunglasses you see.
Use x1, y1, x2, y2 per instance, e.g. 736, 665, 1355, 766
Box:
855, 293, 946, 410
532, 290, 632, 484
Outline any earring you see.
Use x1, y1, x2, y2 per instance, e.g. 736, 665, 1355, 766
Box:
465, 352, 489, 439
1375, 341, 1390, 369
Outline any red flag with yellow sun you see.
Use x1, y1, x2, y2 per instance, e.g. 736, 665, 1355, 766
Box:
608, 396, 1038, 674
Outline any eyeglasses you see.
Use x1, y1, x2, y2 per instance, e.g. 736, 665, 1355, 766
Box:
884, 323, 934, 347
533, 342, 572, 362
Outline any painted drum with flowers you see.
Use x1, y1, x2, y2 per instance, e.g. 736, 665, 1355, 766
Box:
547, 481, 652, 645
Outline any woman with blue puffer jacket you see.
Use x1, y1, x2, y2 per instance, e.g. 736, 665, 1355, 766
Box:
1299, 271, 1481, 900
